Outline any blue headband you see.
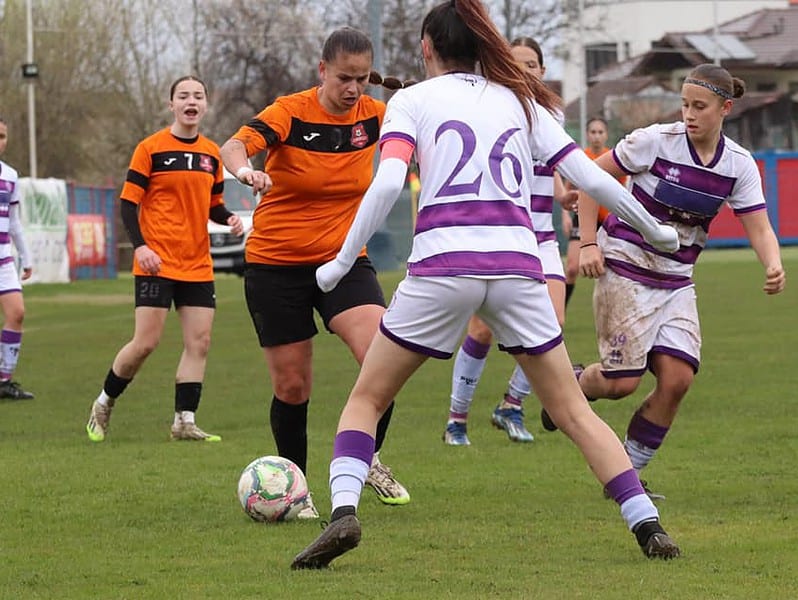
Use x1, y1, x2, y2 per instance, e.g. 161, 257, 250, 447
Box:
684, 77, 733, 100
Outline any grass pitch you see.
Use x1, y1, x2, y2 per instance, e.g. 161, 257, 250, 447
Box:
1, 247, 796, 599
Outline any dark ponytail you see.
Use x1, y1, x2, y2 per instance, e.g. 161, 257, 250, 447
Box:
369, 71, 417, 90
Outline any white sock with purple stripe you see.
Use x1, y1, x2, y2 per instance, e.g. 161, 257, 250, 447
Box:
449, 335, 490, 419
0, 329, 22, 380
625, 411, 669, 470
329, 430, 375, 513
605, 469, 659, 530
505, 363, 531, 404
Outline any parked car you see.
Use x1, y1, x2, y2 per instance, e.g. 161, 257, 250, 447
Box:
208, 169, 259, 276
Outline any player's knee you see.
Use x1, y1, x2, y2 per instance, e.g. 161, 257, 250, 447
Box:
467, 321, 493, 344
273, 375, 309, 404
188, 332, 212, 358
133, 337, 160, 358
605, 377, 640, 399
658, 372, 693, 403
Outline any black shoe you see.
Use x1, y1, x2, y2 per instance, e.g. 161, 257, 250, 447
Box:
541, 364, 593, 432
540, 408, 558, 432
291, 513, 361, 570
0, 380, 34, 400
633, 519, 680, 559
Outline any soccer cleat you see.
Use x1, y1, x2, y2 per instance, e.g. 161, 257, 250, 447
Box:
291, 513, 362, 570
0, 379, 34, 400
297, 492, 320, 520
443, 421, 471, 446
366, 455, 410, 505
170, 420, 221, 442
86, 399, 114, 442
633, 519, 680, 559
491, 406, 534, 442
540, 407, 558, 432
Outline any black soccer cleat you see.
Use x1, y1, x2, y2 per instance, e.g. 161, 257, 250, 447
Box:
633, 519, 681, 560
540, 407, 558, 432
0, 380, 34, 400
291, 512, 361, 570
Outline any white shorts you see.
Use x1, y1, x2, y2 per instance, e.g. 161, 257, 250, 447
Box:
380, 275, 562, 359
593, 268, 701, 377
0, 261, 22, 295
539, 239, 565, 282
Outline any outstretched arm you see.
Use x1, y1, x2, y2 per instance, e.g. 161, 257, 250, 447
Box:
316, 157, 408, 292
556, 150, 678, 253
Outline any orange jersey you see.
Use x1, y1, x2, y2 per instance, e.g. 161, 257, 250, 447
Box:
232, 88, 385, 265
584, 146, 627, 224
121, 128, 224, 281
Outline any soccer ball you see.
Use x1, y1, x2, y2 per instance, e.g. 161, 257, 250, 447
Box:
237, 455, 310, 522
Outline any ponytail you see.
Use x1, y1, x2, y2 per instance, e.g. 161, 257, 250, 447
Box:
369, 71, 418, 91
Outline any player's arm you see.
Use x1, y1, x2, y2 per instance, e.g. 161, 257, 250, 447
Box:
739, 210, 785, 295
209, 204, 244, 237
316, 139, 412, 292
572, 152, 619, 278
121, 199, 160, 275
555, 149, 677, 255
553, 172, 577, 211
8, 203, 32, 278
220, 111, 278, 196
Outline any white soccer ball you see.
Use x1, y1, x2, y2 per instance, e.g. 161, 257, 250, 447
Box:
237, 455, 310, 522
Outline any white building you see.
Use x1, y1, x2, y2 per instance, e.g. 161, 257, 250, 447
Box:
560, 0, 789, 103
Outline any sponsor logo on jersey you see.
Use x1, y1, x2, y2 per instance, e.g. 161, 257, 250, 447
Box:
665, 167, 681, 183
303, 132, 321, 142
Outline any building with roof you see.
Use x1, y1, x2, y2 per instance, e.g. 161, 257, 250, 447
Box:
563, 2, 798, 151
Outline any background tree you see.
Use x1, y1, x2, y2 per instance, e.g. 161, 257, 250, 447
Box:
0, 0, 585, 185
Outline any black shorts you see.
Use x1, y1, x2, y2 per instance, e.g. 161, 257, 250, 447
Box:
134, 276, 216, 309
244, 257, 386, 347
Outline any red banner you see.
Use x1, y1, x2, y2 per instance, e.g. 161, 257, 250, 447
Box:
67, 214, 107, 267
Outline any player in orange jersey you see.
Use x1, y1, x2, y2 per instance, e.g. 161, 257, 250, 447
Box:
86, 76, 243, 444
562, 117, 627, 308
221, 27, 410, 516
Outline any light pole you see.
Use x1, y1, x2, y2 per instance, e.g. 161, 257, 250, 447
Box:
23, 0, 38, 178
578, 0, 586, 149
367, 0, 383, 102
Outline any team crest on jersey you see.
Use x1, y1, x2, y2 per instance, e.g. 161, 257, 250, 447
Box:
350, 123, 369, 148
199, 154, 214, 173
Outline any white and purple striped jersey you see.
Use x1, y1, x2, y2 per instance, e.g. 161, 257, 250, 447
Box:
530, 111, 565, 246
0, 160, 21, 268
603, 121, 765, 289
380, 73, 577, 281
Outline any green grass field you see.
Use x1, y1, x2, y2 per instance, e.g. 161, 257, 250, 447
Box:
1, 248, 796, 599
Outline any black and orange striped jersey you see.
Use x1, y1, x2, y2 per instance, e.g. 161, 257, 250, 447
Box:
121, 128, 225, 281
232, 87, 385, 265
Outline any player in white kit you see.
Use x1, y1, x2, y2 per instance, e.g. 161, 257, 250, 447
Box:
0, 116, 34, 401
292, 0, 682, 570
558, 63, 786, 499
442, 36, 578, 446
